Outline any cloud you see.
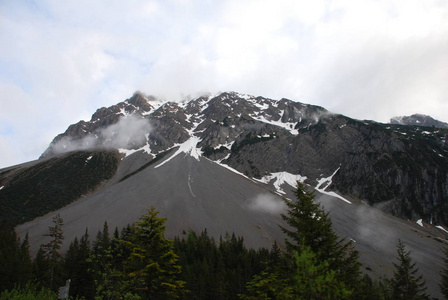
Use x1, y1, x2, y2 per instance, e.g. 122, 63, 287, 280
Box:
50, 115, 152, 155
247, 194, 286, 215
1, 0, 448, 167
354, 204, 398, 254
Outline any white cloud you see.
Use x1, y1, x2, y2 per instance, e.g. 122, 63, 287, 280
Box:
248, 194, 286, 215
1, 0, 448, 167
50, 115, 152, 155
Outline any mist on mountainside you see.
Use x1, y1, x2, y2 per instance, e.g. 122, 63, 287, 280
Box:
49, 114, 152, 155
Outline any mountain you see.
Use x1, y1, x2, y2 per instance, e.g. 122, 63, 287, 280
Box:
1, 91, 448, 297
38, 91, 448, 225
391, 113, 448, 129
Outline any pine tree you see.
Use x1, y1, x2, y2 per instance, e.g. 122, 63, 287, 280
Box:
440, 247, 448, 299
41, 213, 64, 289
33, 247, 50, 287
292, 247, 351, 299
18, 233, 33, 284
93, 221, 110, 254
65, 230, 94, 299
389, 240, 429, 300
280, 182, 360, 287
122, 207, 187, 299
239, 270, 294, 300
0, 221, 31, 290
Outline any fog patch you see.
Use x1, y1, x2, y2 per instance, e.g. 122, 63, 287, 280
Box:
354, 205, 397, 255
101, 115, 151, 149
50, 115, 152, 154
248, 194, 286, 215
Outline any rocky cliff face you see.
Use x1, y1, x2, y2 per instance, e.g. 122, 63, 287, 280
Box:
41, 91, 448, 225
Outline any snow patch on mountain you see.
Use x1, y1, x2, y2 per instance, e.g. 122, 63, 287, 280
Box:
251, 113, 299, 135
154, 136, 203, 168
258, 172, 307, 195
316, 168, 352, 204
211, 159, 255, 182
437, 225, 448, 233
214, 141, 235, 150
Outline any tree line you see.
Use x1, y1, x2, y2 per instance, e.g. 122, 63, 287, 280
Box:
0, 182, 446, 299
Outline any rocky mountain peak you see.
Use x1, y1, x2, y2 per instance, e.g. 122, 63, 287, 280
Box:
390, 113, 448, 129
39, 91, 448, 227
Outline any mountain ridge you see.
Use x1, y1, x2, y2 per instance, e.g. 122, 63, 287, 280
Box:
32, 91, 448, 226
391, 113, 448, 128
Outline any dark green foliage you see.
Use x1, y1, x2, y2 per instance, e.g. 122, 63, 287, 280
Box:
32, 248, 50, 287
293, 247, 352, 299
352, 274, 390, 300
65, 229, 94, 298
0, 150, 119, 225
389, 240, 429, 300
18, 233, 33, 284
240, 182, 361, 300
173, 230, 272, 300
0, 221, 32, 291
93, 221, 111, 253
0, 203, 438, 299
239, 270, 293, 300
121, 207, 187, 299
0, 282, 57, 300
89, 208, 186, 300
40, 214, 65, 289
280, 182, 361, 288
242, 246, 352, 300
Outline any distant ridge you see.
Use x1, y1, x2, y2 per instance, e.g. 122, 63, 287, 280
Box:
391, 113, 448, 129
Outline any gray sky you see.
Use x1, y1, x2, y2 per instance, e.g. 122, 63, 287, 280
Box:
1, 0, 448, 168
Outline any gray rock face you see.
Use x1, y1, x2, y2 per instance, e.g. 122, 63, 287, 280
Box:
40, 91, 448, 225
391, 114, 448, 129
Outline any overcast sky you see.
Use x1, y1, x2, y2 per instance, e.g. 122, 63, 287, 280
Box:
1, 0, 448, 168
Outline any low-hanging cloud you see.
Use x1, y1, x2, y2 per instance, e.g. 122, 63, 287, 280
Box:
247, 194, 286, 215
50, 114, 152, 155
354, 204, 398, 255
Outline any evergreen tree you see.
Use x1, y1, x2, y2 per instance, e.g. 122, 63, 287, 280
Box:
280, 182, 360, 287
93, 221, 111, 254
240, 246, 351, 300
292, 247, 351, 299
239, 270, 293, 300
389, 240, 429, 300
0, 282, 58, 300
89, 244, 133, 300
18, 233, 33, 284
65, 230, 94, 299
0, 221, 31, 290
41, 213, 64, 289
122, 207, 187, 299
33, 247, 50, 287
